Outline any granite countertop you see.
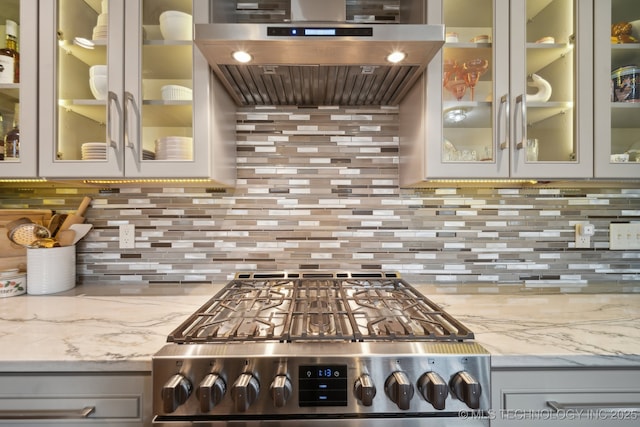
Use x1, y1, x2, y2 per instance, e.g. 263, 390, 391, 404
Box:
0, 284, 638, 372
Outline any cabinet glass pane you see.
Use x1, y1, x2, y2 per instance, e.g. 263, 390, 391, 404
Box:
524, 0, 575, 163
56, 0, 108, 162
0, 0, 21, 164
609, 0, 640, 164
140, 0, 193, 163
442, 0, 494, 163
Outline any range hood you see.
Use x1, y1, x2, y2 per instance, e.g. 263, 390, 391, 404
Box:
194, 0, 444, 107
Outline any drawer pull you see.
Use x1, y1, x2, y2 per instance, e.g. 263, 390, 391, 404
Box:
0, 406, 95, 419
548, 400, 640, 412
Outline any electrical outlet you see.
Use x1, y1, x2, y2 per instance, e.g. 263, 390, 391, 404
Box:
610, 223, 640, 250
574, 222, 591, 248
119, 224, 135, 249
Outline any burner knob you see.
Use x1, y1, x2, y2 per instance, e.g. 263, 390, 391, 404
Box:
197, 373, 226, 413
354, 374, 376, 406
161, 374, 193, 413
384, 371, 414, 410
418, 372, 449, 410
270, 375, 292, 407
450, 371, 482, 409
231, 373, 260, 412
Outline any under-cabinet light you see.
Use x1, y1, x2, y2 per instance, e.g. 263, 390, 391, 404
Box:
83, 179, 217, 185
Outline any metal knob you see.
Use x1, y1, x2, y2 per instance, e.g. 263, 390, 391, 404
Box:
231, 373, 260, 412
269, 375, 292, 408
354, 374, 376, 406
418, 371, 449, 410
450, 371, 482, 409
161, 374, 192, 413
197, 373, 226, 413
384, 371, 414, 410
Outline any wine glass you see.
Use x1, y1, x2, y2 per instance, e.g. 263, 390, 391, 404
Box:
443, 58, 458, 87
445, 77, 467, 101
462, 58, 489, 101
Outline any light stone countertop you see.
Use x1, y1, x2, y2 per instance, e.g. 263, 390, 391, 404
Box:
0, 284, 638, 372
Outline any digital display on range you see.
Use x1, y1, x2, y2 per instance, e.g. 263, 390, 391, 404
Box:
298, 365, 348, 407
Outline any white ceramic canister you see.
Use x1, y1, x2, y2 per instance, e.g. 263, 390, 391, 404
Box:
0, 269, 26, 297
26, 245, 76, 295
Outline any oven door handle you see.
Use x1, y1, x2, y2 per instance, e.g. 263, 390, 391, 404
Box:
547, 400, 640, 412
0, 406, 95, 420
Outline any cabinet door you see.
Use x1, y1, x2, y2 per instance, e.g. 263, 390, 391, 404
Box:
0, 0, 38, 178
422, 0, 509, 178
594, 0, 640, 178
418, 0, 592, 181
39, 0, 126, 178
122, 0, 213, 178
509, 0, 593, 178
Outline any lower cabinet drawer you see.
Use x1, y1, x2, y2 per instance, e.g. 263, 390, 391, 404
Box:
0, 372, 151, 427
491, 368, 640, 426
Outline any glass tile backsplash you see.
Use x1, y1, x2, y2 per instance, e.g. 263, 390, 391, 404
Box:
1, 106, 639, 292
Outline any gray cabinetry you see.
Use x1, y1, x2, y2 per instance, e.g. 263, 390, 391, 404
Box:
400, 0, 594, 184
491, 368, 640, 426
0, 372, 151, 426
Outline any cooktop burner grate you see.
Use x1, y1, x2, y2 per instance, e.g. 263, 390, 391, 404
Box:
167, 272, 474, 343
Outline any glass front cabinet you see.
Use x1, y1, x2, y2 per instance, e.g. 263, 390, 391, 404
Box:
38, 0, 235, 181
400, 0, 594, 183
0, 0, 37, 178
594, 0, 640, 178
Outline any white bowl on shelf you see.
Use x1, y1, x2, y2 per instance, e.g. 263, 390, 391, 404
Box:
631, 20, 640, 40
89, 65, 107, 78
159, 11, 192, 40
161, 85, 192, 101
96, 12, 108, 27
89, 75, 108, 100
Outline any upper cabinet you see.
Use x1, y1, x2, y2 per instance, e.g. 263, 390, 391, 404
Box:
0, 0, 38, 178
594, 0, 640, 178
38, 0, 235, 183
400, 0, 593, 184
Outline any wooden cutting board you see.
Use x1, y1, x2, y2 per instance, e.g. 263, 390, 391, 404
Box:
0, 209, 53, 270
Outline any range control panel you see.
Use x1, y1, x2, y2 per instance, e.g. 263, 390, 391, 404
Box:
153, 342, 491, 418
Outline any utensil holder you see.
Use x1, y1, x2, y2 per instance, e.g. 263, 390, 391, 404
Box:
26, 246, 76, 295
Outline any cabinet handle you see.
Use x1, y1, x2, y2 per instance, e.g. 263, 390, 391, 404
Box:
124, 91, 142, 172
108, 91, 124, 170
0, 406, 95, 419
498, 94, 509, 151
514, 94, 526, 151
547, 400, 640, 412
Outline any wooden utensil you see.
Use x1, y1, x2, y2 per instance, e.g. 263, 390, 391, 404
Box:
69, 223, 93, 244
57, 196, 92, 234
56, 229, 76, 247
48, 213, 67, 237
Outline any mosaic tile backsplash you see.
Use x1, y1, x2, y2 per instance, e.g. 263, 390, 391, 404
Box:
1, 106, 639, 292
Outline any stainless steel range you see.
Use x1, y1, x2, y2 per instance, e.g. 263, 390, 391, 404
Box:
152, 272, 490, 426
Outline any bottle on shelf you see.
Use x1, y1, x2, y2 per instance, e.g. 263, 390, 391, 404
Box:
0, 112, 4, 161
0, 19, 19, 84
4, 103, 19, 160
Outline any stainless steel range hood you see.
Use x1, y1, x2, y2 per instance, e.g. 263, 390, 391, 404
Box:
194, 1, 444, 107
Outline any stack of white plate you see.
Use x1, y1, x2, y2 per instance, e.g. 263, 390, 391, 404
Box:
143, 149, 155, 160
155, 136, 192, 161
81, 142, 107, 160
93, 12, 108, 40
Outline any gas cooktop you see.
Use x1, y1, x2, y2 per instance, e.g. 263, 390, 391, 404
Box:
167, 271, 474, 344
